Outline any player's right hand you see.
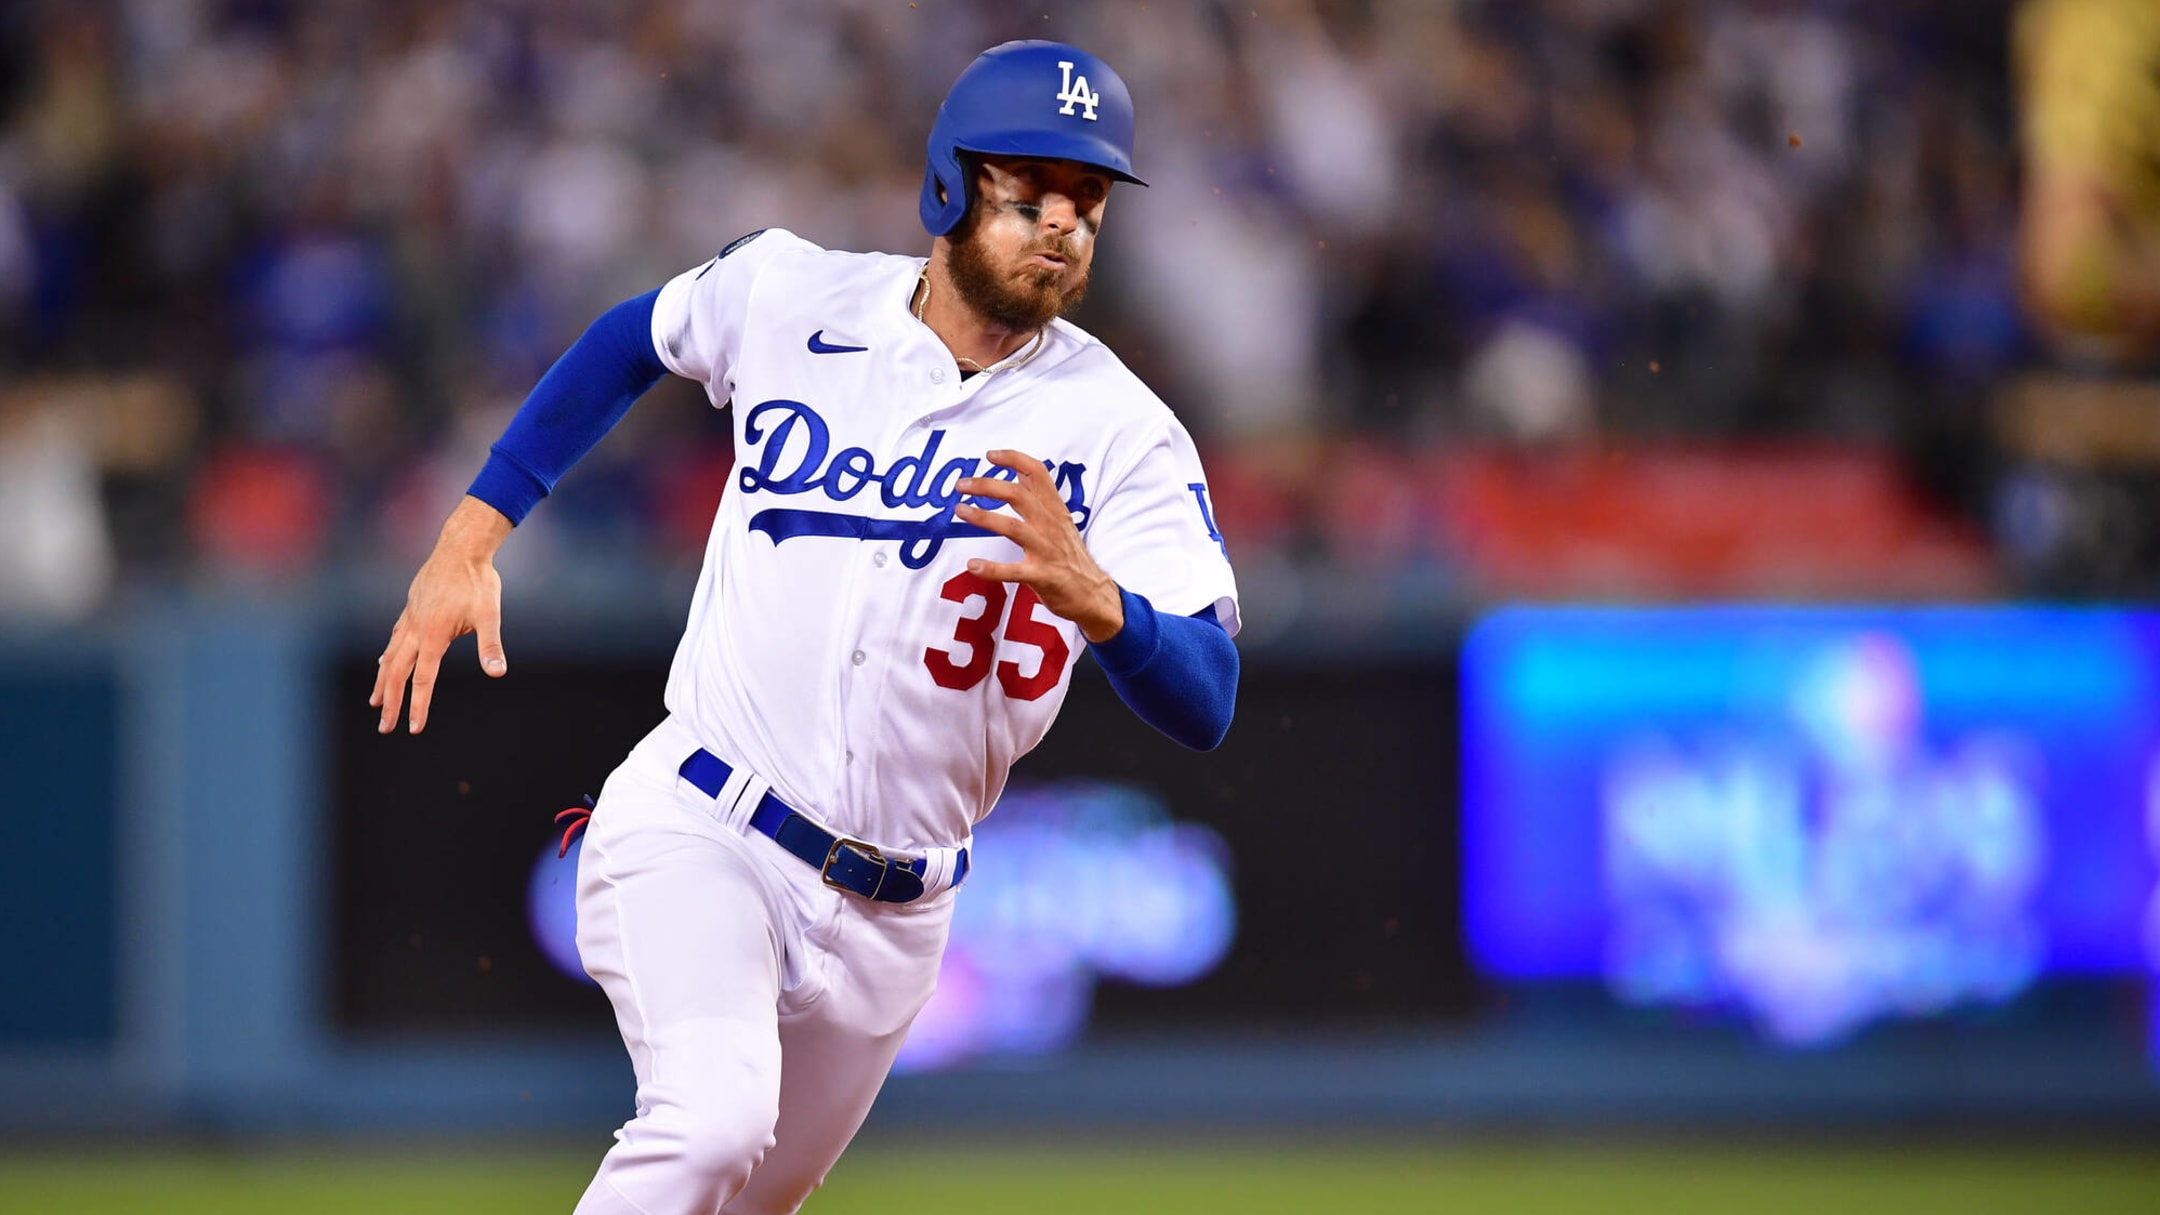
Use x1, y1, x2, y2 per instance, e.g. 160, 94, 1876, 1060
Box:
371, 496, 514, 735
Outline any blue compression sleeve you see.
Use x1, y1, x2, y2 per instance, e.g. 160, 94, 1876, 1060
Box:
1088, 587, 1239, 751
467, 289, 668, 524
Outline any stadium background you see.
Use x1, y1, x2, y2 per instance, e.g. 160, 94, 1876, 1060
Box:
3, 0, 2159, 1210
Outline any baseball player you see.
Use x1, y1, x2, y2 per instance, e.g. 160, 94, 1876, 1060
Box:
369, 40, 1239, 1215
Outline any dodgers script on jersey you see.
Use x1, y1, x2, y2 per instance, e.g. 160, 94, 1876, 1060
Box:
650, 228, 1240, 857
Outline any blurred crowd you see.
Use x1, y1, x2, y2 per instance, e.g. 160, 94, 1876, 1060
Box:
0, 0, 2041, 620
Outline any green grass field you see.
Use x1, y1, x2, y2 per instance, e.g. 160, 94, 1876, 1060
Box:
3, 1141, 2159, 1215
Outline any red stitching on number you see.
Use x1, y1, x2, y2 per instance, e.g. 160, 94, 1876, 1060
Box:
995, 585, 1071, 701
922, 573, 1071, 697
923, 571, 1007, 691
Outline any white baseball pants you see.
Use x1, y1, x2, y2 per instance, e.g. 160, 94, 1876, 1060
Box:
570, 717, 952, 1215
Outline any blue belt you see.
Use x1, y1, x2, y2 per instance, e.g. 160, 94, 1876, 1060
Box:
677, 748, 965, 904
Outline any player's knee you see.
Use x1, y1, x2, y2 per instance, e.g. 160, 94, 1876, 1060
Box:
668, 1095, 779, 1191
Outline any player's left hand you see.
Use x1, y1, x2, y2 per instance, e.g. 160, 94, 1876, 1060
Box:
956, 449, 1125, 643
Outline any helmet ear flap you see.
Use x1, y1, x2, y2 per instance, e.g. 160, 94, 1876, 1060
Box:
949, 151, 981, 225
920, 121, 972, 237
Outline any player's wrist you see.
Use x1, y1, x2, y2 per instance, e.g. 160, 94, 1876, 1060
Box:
439, 496, 514, 562
1076, 574, 1125, 644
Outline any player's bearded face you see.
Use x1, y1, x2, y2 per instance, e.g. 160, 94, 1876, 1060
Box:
947, 158, 1106, 331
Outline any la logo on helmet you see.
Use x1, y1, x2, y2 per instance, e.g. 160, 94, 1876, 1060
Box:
1056, 61, 1101, 120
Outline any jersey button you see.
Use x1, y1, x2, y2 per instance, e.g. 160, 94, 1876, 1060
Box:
930, 367, 946, 384
872, 551, 888, 568
851, 649, 866, 666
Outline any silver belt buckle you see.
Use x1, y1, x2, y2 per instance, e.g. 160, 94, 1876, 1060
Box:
821, 837, 887, 898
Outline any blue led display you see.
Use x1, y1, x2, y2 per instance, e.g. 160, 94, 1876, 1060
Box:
1463, 606, 2160, 1045
896, 781, 1235, 1073
528, 834, 594, 988
527, 780, 1234, 1069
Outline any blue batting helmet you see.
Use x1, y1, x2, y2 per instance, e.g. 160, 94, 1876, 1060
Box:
920, 40, 1147, 238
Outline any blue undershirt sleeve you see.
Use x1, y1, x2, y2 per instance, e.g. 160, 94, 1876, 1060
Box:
1087, 586, 1239, 751
466, 289, 668, 524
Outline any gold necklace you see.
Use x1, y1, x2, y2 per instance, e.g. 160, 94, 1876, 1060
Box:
914, 267, 1046, 374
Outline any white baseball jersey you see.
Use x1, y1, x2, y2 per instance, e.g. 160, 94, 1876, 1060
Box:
648, 228, 1239, 856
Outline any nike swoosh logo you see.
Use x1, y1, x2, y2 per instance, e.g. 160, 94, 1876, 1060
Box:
807, 330, 869, 354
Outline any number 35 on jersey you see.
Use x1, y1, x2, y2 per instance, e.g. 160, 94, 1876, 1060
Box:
924, 573, 1069, 701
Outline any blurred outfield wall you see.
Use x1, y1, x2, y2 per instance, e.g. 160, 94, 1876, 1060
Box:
2, 597, 2157, 1137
